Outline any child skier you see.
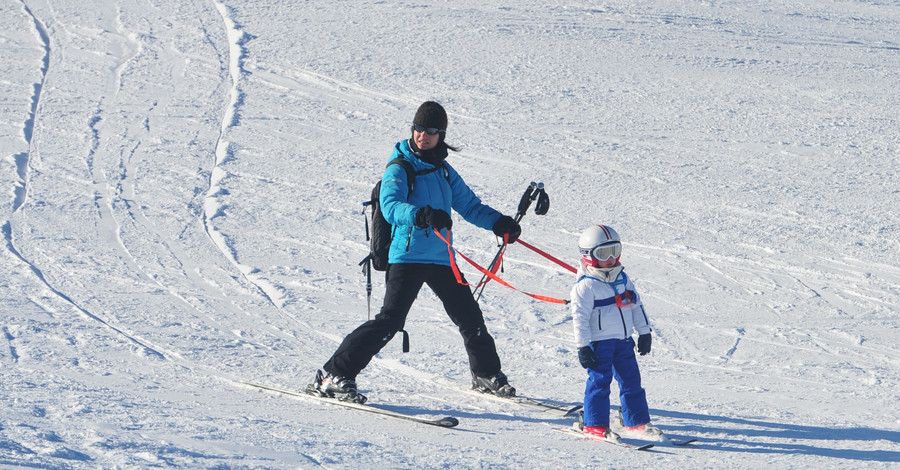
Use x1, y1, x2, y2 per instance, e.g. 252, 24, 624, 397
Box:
570, 224, 658, 441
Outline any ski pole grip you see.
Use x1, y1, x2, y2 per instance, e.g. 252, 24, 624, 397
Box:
517, 182, 537, 214
534, 187, 549, 215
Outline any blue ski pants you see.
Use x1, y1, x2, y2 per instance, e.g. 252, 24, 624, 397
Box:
582, 337, 650, 428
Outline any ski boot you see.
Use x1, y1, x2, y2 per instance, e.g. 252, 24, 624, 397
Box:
307, 369, 367, 404
472, 370, 516, 397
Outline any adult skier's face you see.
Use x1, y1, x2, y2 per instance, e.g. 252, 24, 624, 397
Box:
413, 128, 440, 151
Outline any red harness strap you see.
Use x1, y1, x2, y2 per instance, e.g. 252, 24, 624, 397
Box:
438, 228, 469, 286
435, 229, 568, 305
474, 233, 509, 290
515, 238, 577, 274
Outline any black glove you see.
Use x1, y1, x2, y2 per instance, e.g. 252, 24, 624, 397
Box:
577, 346, 600, 369
637, 333, 652, 356
492, 215, 521, 243
415, 206, 452, 231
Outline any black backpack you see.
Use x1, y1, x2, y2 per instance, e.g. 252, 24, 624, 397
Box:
362, 157, 449, 271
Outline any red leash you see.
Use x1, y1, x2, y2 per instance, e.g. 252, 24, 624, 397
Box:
474, 233, 509, 290
515, 238, 577, 274
435, 229, 568, 305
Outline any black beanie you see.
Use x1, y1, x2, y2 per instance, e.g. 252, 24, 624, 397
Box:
412, 101, 448, 131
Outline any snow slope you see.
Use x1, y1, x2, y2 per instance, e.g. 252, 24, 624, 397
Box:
1, 0, 898, 468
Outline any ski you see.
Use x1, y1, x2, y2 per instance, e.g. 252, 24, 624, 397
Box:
505, 395, 583, 417
619, 430, 695, 448
611, 414, 697, 447
673, 438, 699, 446
240, 381, 460, 428
432, 376, 582, 418
553, 426, 655, 451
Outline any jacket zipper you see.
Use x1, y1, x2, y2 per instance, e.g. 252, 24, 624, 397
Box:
617, 307, 627, 334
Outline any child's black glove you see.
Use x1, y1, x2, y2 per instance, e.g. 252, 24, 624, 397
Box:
577, 346, 600, 369
637, 333, 652, 356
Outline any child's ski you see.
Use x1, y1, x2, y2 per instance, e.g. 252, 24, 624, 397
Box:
240, 381, 460, 428
612, 414, 697, 447
673, 438, 699, 446
553, 426, 655, 450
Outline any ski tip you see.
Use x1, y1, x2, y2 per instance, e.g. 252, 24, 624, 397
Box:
438, 417, 460, 427
673, 438, 698, 446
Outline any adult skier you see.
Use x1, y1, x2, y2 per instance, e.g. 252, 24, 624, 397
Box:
309, 101, 522, 403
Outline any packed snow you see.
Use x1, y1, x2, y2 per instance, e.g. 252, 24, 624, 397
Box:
2, 0, 898, 468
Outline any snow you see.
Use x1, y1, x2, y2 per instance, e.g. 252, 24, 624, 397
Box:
2, 0, 898, 468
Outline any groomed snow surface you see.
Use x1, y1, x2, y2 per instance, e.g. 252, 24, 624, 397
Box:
2, 0, 898, 468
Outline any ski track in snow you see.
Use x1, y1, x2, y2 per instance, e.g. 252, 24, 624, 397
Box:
3, 0, 47, 276
639, 241, 900, 378
2, 2, 166, 360
204, 0, 286, 311
3, 0, 303, 381
199, 2, 360, 358
10, 1, 49, 212
4, 219, 167, 360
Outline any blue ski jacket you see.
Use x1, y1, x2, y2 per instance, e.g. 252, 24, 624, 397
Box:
381, 139, 503, 266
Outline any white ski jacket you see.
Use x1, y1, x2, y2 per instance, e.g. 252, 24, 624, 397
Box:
570, 265, 652, 348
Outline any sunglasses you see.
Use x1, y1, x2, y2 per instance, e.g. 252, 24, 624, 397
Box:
591, 242, 622, 261
412, 124, 445, 136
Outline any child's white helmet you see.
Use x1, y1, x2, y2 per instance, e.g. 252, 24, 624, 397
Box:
578, 225, 622, 264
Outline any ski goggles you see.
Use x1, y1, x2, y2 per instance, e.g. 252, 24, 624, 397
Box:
413, 124, 445, 135
591, 242, 622, 261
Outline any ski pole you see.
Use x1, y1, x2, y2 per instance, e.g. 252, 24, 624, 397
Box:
360, 202, 373, 320
474, 182, 541, 301
359, 257, 372, 320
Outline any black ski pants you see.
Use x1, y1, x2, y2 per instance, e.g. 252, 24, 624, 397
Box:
324, 263, 502, 380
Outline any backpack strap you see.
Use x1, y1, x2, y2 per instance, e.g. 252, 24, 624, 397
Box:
386, 157, 416, 194
387, 157, 450, 195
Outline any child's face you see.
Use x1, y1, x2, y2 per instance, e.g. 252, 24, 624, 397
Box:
596, 256, 619, 268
